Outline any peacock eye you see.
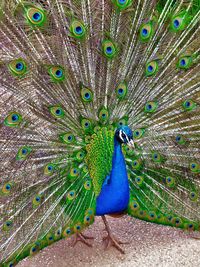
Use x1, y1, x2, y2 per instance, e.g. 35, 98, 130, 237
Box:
59, 132, 76, 144
70, 20, 86, 39
8, 59, 27, 77
81, 87, 93, 103
98, 107, 109, 123
144, 101, 158, 113
102, 40, 117, 59
180, 59, 186, 66
173, 19, 180, 28
148, 65, 153, 72
55, 69, 63, 78
122, 133, 126, 139
189, 191, 198, 201
48, 66, 65, 82
133, 128, 145, 139
16, 146, 32, 160
22, 149, 27, 154
145, 61, 159, 76
189, 162, 199, 173
69, 167, 80, 179
171, 12, 187, 32
116, 82, 128, 100
76, 150, 85, 162
75, 26, 83, 34
106, 46, 112, 54
67, 190, 76, 200
56, 109, 61, 115
112, 0, 132, 10
49, 106, 65, 118
12, 114, 19, 121
140, 23, 153, 41
84, 180, 92, 190
177, 56, 192, 70
81, 117, 92, 132
165, 177, 175, 188
172, 16, 183, 31
2, 182, 13, 195
44, 163, 55, 176
135, 176, 144, 187
85, 93, 90, 99
152, 152, 162, 163
182, 99, 196, 111
16, 62, 24, 71
6, 184, 11, 190
175, 135, 186, 145
32, 12, 42, 22
142, 28, 148, 36
26, 7, 46, 26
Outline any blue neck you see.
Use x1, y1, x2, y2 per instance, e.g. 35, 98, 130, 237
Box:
95, 136, 130, 215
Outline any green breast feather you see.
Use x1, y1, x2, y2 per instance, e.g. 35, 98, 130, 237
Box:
85, 127, 114, 196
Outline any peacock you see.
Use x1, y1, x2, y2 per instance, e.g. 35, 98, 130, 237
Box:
0, 0, 200, 265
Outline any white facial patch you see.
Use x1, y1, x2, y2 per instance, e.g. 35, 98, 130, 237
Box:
119, 130, 130, 143
119, 130, 123, 141
124, 133, 129, 143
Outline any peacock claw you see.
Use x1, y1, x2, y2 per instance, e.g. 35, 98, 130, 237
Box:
72, 232, 94, 247
103, 233, 126, 254
101, 215, 128, 254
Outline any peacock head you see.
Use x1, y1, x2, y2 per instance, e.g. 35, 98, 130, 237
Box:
115, 126, 134, 147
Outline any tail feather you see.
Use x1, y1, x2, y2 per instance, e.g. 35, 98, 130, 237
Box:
0, 0, 200, 265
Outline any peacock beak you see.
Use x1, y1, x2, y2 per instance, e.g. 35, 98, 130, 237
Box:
127, 139, 135, 149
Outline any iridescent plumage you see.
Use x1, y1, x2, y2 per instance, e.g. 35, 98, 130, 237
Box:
0, 0, 200, 265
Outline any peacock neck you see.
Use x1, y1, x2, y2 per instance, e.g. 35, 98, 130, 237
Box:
95, 135, 130, 215
113, 136, 123, 162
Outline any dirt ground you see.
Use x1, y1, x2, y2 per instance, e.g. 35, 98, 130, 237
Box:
18, 215, 200, 267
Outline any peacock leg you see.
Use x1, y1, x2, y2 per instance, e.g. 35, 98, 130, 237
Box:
101, 215, 128, 254
72, 232, 94, 247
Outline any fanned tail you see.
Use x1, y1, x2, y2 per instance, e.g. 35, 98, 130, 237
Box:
124, 0, 200, 231
0, 0, 200, 265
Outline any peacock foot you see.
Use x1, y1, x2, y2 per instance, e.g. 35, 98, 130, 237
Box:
72, 232, 94, 247
102, 232, 128, 254
102, 215, 129, 254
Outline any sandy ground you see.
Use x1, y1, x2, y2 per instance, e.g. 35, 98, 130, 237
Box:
18, 216, 200, 267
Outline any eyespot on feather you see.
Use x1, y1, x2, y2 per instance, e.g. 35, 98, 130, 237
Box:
139, 22, 154, 42
102, 40, 117, 59
69, 20, 86, 39
144, 101, 158, 113
112, 0, 133, 11
25, 6, 46, 26
115, 82, 128, 100
8, 59, 28, 77
145, 60, 159, 77
48, 66, 65, 82
49, 106, 65, 118
4, 112, 23, 127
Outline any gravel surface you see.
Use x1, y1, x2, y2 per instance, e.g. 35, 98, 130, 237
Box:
18, 216, 200, 267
